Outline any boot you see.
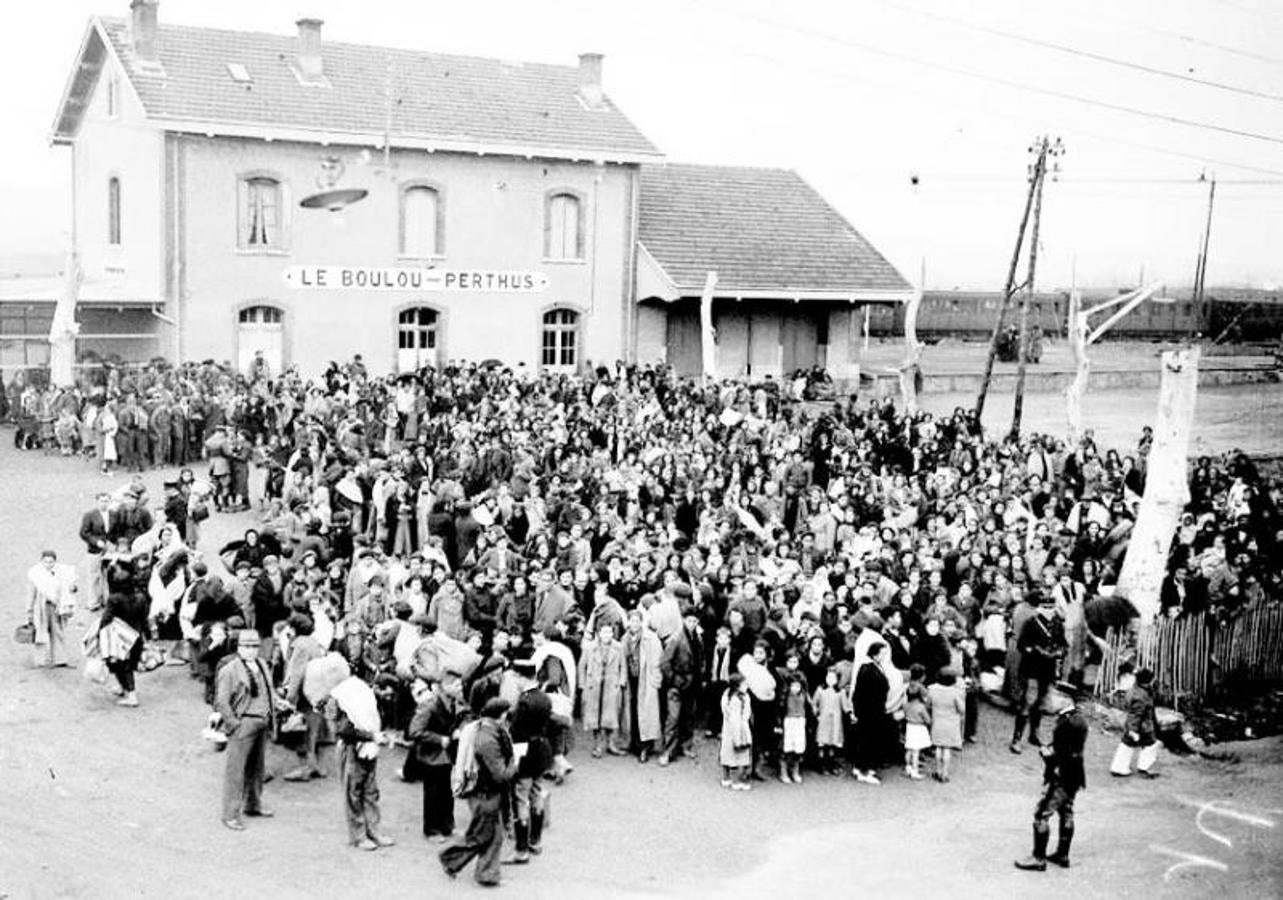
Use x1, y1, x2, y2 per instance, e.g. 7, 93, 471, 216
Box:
503, 822, 530, 865
592, 732, 605, 759
1010, 716, 1026, 753
1014, 825, 1050, 871
1046, 825, 1073, 868
528, 811, 544, 855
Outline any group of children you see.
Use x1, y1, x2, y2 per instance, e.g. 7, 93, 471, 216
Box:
716, 656, 968, 790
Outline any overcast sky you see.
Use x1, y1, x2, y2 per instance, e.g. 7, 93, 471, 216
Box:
3, 0, 1281, 289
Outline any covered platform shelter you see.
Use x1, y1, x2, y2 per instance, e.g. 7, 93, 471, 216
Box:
635, 163, 917, 381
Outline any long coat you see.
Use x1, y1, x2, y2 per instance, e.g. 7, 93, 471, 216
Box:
620, 629, 663, 743
578, 638, 625, 731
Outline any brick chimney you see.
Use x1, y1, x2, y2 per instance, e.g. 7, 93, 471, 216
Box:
578, 52, 604, 109
296, 18, 324, 82
130, 0, 159, 65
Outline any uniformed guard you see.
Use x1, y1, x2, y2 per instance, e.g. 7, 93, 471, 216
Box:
1015, 680, 1088, 871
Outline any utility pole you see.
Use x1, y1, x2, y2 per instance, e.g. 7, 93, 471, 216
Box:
1010, 137, 1063, 440
975, 138, 1045, 421
1192, 174, 1216, 338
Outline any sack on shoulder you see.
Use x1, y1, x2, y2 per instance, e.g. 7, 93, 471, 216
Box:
451, 720, 481, 798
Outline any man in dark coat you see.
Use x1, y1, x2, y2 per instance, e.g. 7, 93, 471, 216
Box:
1011, 593, 1067, 753
79, 491, 114, 609
440, 698, 516, 887
407, 675, 465, 841
505, 659, 553, 864
658, 606, 701, 766
1016, 681, 1089, 871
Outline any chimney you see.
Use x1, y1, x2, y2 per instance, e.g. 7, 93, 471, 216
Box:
578, 52, 604, 109
130, 0, 159, 65
296, 18, 324, 82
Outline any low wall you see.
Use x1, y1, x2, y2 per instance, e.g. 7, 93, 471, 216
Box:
853, 362, 1278, 398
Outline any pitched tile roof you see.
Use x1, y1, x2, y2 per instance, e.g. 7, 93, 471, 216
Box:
638, 163, 912, 296
89, 18, 660, 160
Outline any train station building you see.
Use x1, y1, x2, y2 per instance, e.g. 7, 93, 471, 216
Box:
12, 1, 914, 379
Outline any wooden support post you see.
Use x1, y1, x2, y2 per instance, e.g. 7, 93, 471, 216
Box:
49, 249, 81, 389
699, 271, 718, 384
1116, 346, 1201, 624
898, 292, 924, 413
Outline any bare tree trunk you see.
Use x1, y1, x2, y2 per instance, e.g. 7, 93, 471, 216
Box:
1065, 291, 1088, 444
1116, 347, 1201, 624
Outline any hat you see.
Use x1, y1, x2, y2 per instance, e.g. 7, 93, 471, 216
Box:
671, 583, 694, 601
512, 658, 537, 674
262, 554, 280, 565
236, 629, 261, 647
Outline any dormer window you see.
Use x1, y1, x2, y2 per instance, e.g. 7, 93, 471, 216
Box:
226, 63, 252, 84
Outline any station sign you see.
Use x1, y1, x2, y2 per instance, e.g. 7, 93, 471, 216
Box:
284, 266, 548, 292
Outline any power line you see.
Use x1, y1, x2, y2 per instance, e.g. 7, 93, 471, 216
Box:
872, 0, 1283, 103
715, 41, 1283, 177
696, 1, 1283, 147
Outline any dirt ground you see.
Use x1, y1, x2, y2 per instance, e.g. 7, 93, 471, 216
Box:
2, 421, 1281, 900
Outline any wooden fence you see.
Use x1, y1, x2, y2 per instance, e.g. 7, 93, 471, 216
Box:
1095, 601, 1283, 710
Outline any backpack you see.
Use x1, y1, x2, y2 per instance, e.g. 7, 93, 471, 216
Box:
451, 719, 481, 798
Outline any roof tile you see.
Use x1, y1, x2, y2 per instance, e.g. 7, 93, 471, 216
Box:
639, 164, 911, 295
96, 18, 660, 159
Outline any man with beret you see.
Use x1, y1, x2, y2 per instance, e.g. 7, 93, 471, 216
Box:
1015, 680, 1089, 871
215, 629, 278, 830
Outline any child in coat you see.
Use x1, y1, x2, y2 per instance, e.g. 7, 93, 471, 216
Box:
811, 667, 846, 775
780, 676, 809, 784
927, 668, 965, 782
720, 674, 754, 791
903, 664, 931, 780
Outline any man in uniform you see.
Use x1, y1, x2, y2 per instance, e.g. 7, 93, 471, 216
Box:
1010, 591, 1067, 753
1015, 680, 1089, 871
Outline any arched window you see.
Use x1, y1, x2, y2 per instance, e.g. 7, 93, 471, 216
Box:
400, 185, 444, 257
544, 191, 584, 260
239, 175, 283, 249
238, 306, 282, 325
107, 177, 121, 246
541, 308, 579, 369
236, 305, 284, 375
397, 306, 440, 371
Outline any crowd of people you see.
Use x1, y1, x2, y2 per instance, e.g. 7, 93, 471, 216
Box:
17, 350, 1282, 886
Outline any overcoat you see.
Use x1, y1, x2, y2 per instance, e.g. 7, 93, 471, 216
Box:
620, 629, 663, 743
578, 638, 625, 731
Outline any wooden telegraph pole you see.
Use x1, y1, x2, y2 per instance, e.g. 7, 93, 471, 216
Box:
1192, 174, 1217, 337
1009, 138, 1063, 440
974, 138, 1048, 422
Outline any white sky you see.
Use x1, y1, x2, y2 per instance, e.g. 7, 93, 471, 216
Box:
3, 0, 1282, 289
